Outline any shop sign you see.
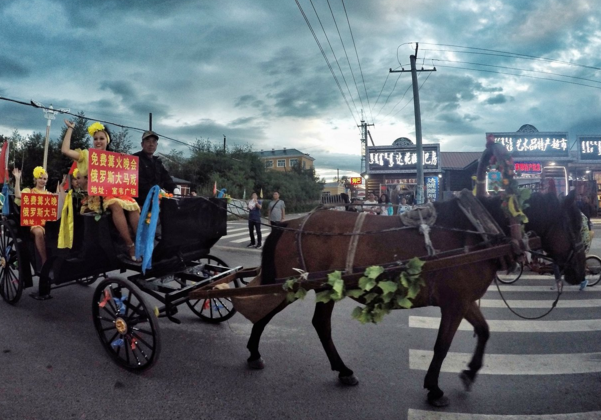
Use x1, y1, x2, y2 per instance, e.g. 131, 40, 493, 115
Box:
425, 176, 439, 202
88, 150, 139, 197
367, 144, 441, 174
578, 136, 601, 161
350, 177, 362, 185
20, 193, 59, 227
514, 162, 541, 173
487, 132, 568, 158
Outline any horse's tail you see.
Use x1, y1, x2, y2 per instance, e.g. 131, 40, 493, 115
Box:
261, 222, 288, 284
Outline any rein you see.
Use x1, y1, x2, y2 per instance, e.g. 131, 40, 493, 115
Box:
492, 275, 562, 320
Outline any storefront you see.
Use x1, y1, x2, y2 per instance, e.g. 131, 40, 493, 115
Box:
576, 135, 601, 211
365, 142, 442, 204
488, 125, 572, 195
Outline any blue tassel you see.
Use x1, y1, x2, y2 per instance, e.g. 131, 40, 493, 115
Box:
2, 183, 9, 216
111, 338, 124, 348
135, 185, 161, 274
216, 188, 227, 198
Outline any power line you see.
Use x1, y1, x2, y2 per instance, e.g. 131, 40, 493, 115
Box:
381, 79, 411, 118
431, 58, 601, 85
433, 64, 601, 90
421, 43, 601, 72
394, 71, 433, 117
341, 0, 373, 123
0, 95, 206, 150
308, 0, 360, 117
294, 0, 359, 129
326, 0, 365, 115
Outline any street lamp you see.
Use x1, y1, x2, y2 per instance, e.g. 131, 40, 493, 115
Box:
32, 101, 69, 170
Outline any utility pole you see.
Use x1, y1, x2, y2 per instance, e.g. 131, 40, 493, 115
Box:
39, 103, 69, 170
389, 43, 436, 204
358, 111, 374, 176
149, 113, 153, 131
223, 135, 226, 153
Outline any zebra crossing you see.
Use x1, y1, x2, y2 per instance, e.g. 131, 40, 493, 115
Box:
216, 221, 272, 248
406, 273, 601, 418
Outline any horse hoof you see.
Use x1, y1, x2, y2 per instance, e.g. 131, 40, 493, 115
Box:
428, 395, 450, 407
247, 357, 265, 370
338, 374, 359, 386
459, 370, 474, 392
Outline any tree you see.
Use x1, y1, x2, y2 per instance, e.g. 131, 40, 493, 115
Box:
110, 128, 133, 154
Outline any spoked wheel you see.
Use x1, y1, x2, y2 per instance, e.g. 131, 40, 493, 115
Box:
495, 261, 524, 284
92, 277, 161, 371
584, 255, 601, 287
0, 220, 25, 304
186, 255, 237, 323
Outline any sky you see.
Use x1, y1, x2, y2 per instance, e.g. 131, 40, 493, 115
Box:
1, 0, 600, 182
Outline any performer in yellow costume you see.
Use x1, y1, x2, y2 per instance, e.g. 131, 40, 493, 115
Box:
61, 120, 141, 261
13, 166, 53, 265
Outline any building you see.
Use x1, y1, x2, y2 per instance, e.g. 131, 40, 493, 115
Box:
256, 148, 315, 172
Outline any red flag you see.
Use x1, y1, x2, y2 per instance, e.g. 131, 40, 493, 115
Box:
213, 181, 217, 196
0, 142, 8, 182
62, 162, 78, 190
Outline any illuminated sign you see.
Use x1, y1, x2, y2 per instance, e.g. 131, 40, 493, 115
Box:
367, 144, 441, 174
425, 176, 439, 202
514, 162, 541, 173
350, 177, 362, 185
578, 136, 601, 161
487, 132, 569, 158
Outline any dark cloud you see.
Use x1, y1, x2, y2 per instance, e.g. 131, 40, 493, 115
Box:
483, 94, 512, 105
0, 56, 30, 78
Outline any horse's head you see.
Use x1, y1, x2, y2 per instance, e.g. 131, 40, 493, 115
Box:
525, 190, 586, 285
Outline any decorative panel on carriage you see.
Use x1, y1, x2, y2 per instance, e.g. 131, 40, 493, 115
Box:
152, 197, 227, 262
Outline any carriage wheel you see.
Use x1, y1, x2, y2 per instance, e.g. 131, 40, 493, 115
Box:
584, 255, 601, 287
92, 277, 161, 371
495, 261, 523, 284
186, 255, 237, 323
0, 220, 25, 304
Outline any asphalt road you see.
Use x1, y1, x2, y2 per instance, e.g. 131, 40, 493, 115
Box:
0, 220, 600, 419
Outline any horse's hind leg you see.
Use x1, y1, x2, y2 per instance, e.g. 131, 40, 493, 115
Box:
246, 300, 289, 369
459, 302, 490, 391
312, 301, 358, 386
424, 305, 466, 407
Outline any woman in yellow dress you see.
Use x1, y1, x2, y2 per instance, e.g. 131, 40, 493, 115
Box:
61, 120, 141, 261
13, 166, 52, 265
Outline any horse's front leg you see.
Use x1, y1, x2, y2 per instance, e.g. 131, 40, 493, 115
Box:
312, 301, 358, 386
424, 305, 466, 407
247, 300, 289, 369
459, 302, 490, 391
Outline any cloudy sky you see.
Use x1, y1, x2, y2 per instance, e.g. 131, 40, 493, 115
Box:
1, 0, 600, 181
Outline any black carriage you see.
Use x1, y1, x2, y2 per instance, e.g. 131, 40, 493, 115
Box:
0, 195, 242, 371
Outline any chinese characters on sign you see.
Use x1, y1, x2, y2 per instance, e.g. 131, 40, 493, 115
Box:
367, 145, 441, 173
488, 133, 569, 157
514, 162, 541, 173
350, 177, 362, 185
424, 176, 438, 202
579, 136, 601, 161
88, 150, 139, 197
20, 193, 58, 227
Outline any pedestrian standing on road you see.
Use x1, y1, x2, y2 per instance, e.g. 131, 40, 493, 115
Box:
268, 191, 285, 226
247, 192, 262, 249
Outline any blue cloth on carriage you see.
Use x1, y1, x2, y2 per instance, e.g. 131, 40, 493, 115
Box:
136, 185, 160, 273
2, 183, 9, 215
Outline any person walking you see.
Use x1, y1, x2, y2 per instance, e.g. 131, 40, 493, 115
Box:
247, 192, 262, 249
268, 191, 285, 225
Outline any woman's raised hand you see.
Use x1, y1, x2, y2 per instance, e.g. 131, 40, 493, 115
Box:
12, 168, 21, 179
64, 119, 75, 129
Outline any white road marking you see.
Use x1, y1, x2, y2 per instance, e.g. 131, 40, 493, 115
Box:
409, 316, 601, 332
479, 299, 601, 308
231, 231, 271, 243
409, 349, 601, 374
490, 285, 601, 292
408, 408, 601, 420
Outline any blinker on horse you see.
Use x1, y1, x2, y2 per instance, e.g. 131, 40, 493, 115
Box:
243, 189, 585, 408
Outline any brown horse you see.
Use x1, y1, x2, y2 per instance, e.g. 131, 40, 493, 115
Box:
244, 191, 586, 407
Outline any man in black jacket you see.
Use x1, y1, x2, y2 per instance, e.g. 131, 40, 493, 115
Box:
133, 130, 177, 206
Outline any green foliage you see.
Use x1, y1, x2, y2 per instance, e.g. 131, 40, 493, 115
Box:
281, 258, 426, 324
163, 140, 322, 209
